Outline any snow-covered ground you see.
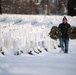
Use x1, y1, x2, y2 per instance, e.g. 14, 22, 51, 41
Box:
0, 53, 76, 75
0, 14, 76, 75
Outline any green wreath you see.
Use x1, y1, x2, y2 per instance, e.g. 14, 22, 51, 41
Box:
49, 26, 62, 40
68, 27, 76, 39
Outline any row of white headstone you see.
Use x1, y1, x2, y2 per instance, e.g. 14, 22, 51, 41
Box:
0, 22, 59, 55
0, 14, 76, 55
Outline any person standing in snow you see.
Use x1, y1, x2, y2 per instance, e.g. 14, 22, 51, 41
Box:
58, 16, 71, 53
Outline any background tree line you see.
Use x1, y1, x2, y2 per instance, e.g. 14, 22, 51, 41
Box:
0, 0, 76, 16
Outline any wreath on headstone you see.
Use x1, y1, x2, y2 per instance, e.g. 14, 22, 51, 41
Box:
68, 27, 76, 39
49, 26, 62, 40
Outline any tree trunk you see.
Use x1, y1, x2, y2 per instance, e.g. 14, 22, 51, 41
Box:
0, 0, 2, 14
68, 0, 76, 16
30, 0, 33, 14
47, 0, 50, 15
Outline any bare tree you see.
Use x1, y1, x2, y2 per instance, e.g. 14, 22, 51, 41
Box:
30, 0, 34, 14
40, 0, 51, 15
0, 0, 2, 14
47, 0, 50, 15
68, 0, 76, 16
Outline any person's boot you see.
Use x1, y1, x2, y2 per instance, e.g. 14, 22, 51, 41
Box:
58, 45, 61, 47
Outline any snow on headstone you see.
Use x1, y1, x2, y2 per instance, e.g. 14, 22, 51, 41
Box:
2, 46, 11, 55
4, 36, 12, 53
44, 36, 55, 51
12, 39, 19, 54
0, 35, 4, 49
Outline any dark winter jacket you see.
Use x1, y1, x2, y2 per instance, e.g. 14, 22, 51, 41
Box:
59, 22, 71, 38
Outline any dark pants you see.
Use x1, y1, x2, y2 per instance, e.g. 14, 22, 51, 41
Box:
59, 38, 69, 53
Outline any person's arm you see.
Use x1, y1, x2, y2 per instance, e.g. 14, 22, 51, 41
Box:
69, 24, 71, 28
58, 25, 60, 28
58, 24, 61, 29
69, 24, 74, 33
68, 24, 73, 33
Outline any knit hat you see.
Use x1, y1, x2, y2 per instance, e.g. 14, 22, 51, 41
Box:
63, 16, 67, 21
